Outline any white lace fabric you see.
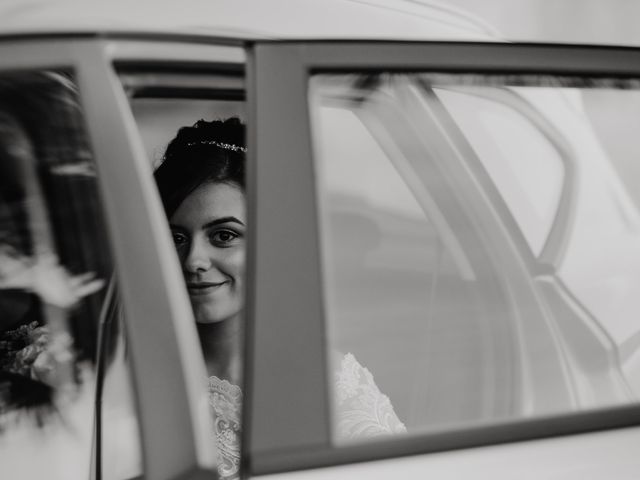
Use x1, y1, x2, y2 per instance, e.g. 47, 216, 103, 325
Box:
207, 353, 405, 479
334, 353, 407, 440
208, 375, 242, 480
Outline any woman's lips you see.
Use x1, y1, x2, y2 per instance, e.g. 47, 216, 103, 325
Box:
187, 281, 227, 295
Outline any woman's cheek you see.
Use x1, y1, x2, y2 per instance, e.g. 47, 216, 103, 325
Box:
228, 245, 246, 273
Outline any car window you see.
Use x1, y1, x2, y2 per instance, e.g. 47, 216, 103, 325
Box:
309, 73, 640, 445
0, 71, 141, 479
120, 69, 246, 480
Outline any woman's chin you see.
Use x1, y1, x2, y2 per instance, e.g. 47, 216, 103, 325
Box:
193, 306, 242, 325
196, 318, 224, 325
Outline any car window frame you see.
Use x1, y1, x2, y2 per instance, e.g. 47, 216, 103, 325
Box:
247, 40, 640, 476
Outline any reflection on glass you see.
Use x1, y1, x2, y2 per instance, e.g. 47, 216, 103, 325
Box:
0, 72, 140, 480
310, 73, 640, 443
432, 87, 565, 256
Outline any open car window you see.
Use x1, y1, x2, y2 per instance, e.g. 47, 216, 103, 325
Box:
117, 68, 246, 480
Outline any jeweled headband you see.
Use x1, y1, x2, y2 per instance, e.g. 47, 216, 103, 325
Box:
186, 140, 247, 153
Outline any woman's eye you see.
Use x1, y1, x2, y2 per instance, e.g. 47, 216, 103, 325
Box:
210, 230, 239, 245
172, 232, 188, 247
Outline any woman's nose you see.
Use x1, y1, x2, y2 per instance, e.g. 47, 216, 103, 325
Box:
183, 238, 212, 273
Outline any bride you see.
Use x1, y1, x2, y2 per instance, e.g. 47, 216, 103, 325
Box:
154, 118, 405, 480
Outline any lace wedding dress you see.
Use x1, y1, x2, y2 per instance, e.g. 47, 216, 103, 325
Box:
207, 352, 406, 480
207, 375, 243, 479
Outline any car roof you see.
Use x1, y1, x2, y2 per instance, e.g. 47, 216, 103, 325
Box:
0, 0, 501, 42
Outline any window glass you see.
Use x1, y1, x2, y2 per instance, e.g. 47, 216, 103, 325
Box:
432, 86, 565, 256
553, 87, 640, 391
309, 73, 640, 445
123, 71, 246, 480
99, 290, 143, 480
0, 71, 141, 479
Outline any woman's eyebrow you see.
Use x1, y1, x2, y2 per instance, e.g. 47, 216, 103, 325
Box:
204, 216, 245, 228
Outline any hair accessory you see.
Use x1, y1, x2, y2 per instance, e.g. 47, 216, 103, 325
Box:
186, 140, 247, 153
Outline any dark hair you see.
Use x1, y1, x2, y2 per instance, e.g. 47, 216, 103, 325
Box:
154, 117, 246, 218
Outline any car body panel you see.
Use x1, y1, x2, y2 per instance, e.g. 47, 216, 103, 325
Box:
258, 425, 640, 480
0, 0, 499, 42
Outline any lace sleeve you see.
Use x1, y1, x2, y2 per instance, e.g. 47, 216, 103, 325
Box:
333, 353, 406, 441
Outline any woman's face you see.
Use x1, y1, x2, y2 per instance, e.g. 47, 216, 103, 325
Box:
169, 181, 246, 324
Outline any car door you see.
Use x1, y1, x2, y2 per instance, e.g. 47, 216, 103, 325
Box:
0, 42, 112, 480
246, 42, 640, 479
0, 37, 242, 480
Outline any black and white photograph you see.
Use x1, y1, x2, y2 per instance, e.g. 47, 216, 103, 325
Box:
1, 1, 640, 479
